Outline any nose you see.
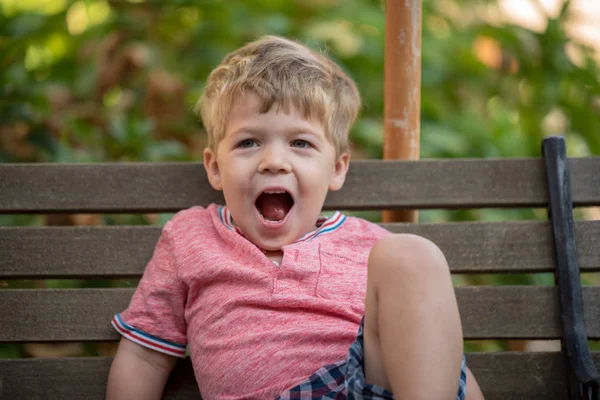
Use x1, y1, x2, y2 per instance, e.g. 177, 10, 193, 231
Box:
258, 145, 292, 174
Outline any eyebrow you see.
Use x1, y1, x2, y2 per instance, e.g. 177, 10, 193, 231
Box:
229, 126, 323, 140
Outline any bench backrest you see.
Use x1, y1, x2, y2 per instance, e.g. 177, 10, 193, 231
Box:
1, 156, 600, 399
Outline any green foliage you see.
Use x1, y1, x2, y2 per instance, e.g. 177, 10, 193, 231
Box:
2, 0, 598, 167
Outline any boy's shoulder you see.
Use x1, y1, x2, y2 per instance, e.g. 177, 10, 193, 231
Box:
314, 215, 391, 263
317, 215, 391, 252
340, 215, 391, 239
162, 204, 220, 238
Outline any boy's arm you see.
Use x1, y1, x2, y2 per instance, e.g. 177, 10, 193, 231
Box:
106, 337, 178, 400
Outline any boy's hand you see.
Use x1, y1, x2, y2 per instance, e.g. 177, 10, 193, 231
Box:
106, 337, 178, 400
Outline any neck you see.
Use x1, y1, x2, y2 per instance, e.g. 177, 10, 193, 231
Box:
265, 249, 284, 263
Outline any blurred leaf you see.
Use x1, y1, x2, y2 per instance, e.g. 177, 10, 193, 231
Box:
0, 344, 25, 358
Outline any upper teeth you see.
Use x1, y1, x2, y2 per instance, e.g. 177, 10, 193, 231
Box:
264, 190, 286, 194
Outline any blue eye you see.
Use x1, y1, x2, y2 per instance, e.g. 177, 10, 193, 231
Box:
238, 139, 257, 148
291, 140, 310, 148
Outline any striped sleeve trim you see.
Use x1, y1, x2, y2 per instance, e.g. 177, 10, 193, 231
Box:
111, 313, 187, 358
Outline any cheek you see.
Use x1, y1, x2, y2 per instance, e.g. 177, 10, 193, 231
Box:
302, 160, 332, 180
221, 166, 254, 193
223, 171, 247, 187
299, 167, 333, 194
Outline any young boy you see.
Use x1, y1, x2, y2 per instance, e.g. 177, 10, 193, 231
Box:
106, 36, 484, 400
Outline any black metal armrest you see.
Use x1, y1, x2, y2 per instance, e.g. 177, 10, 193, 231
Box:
543, 136, 600, 400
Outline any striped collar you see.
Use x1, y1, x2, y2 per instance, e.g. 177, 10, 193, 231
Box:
217, 206, 346, 243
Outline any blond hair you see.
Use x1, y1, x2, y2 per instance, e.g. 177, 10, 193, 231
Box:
196, 36, 361, 155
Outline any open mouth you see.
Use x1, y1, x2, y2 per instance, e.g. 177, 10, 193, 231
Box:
255, 190, 294, 222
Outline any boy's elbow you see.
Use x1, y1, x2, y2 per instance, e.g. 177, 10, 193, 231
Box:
107, 337, 178, 400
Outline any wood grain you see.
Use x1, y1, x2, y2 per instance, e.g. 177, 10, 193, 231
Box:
0, 352, 596, 400
2, 220, 599, 278
1, 158, 599, 213
2, 287, 600, 342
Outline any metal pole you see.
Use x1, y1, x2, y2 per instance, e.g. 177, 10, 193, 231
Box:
382, 0, 422, 223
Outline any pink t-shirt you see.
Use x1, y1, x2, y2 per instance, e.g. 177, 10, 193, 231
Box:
112, 204, 390, 399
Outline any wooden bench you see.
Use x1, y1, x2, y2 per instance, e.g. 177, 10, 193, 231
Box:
1, 136, 600, 399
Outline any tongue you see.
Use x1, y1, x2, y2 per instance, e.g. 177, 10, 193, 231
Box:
256, 194, 289, 221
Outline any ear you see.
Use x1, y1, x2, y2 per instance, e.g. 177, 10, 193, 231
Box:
329, 152, 350, 191
203, 147, 223, 191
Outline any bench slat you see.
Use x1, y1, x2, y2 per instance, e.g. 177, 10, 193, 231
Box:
1, 158, 599, 213
2, 221, 599, 278
2, 287, 599, 341
0, 352, 595, 399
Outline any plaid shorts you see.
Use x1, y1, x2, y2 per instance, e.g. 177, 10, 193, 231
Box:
277, 318, 467, 399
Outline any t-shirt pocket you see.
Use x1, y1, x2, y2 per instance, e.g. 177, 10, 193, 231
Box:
316, 242, 369, 304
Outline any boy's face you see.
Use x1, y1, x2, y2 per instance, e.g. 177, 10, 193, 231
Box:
204, 94, 349, 251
